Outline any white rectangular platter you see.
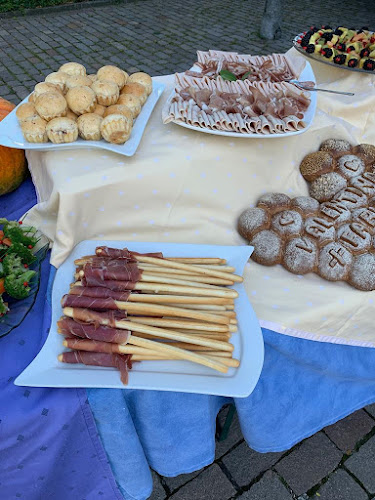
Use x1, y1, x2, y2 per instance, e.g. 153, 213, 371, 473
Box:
15, 241, 264, 398
0, 80, 165, 157
163, 61, 317, 138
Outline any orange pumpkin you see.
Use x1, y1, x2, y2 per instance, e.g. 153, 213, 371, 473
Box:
0, 97, 27, 195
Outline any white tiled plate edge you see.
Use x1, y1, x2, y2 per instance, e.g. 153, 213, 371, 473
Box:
15, 241, 264, 398
163, 61, 317, 138
0, 80, 165, 157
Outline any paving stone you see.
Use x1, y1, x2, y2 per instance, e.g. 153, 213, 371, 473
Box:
164, 468, 203, 493
365, 403, 375, 419
345, 434, 375, 494
312, 468, 368, 500
238, 471, 293, 500
275, 433, 342, 496
215, 406, 244, 459
168, 464, 236, 500
149, 471, 167, 500
324, 410, 375, 452
222, 441, 283, 487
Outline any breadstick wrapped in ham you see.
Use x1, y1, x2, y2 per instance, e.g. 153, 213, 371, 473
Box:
57, 317, 130, 344
59, 350, 132, 384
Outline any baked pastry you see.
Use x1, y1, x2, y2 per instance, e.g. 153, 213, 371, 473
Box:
100, 114, 132, 144
91, 80, 119, 106
66, 86, 96, 115
256, 193, 291, 214
120, 82, 148, 105
304, 216, 336, 246
334, 186, 368, 210
283, 236, 318, 274
34, 92, 68, 121
20, 116, 48, 143
128, 72, 153, 95
348, 253, 375, 291
66, 109, 78, 121
237, 207, 270, 240
65, 75, 93, 91
103, 104, 133, 121
337, 222, 372, 254
300, 151, 334, 181
271, 210, 303, 239
337, 154, 365, 179
92, 104, 106, 117
319, 200, 351, 226
116, 94, 141, 118
97, 65, 127, 89
45, 71, 69, 92
28, 93, 35, 103
319, 138, 352, 154
317, 242, 353, 281
309, 172, 347, 202
250, 230, 283, 266
351, 207, 375, 234
355, 144, 375, 164
349, 172, 375, 197
88, 74, 98, 83
77, 113, 103, 141
15, 103, 38, 122
59, 62, 86, 76
46, 117, 78, 144
290, 196, 320, 215
34, 82, 63, 99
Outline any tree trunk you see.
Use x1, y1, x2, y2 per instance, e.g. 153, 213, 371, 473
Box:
260, 0, 283, 40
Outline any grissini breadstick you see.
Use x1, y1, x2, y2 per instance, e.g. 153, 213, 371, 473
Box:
63, 307, 233, 352
95, 249, 243, 283
132, 256, 243, 282
130, 354, 239, 368
62, 338, 237, 366
167, 258, 227, 264
124, 336, 229, 373
124, 316, 229, 332
76, 269, 234, 288
71, 283, 233, 305
62, 295, 230, 325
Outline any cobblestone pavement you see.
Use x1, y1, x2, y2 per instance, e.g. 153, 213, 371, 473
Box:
1, 0, 375, 498
0, 0, 372, 104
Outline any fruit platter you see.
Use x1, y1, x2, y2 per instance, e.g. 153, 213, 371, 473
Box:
293, 25, 375, 73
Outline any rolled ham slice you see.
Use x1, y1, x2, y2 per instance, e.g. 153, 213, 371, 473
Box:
62, 294, 119, 310
81, 277, 137, 291
69, 285, 131, 301
58, 317, 130, 344
71, 307, 127, 328
59, 351, 132, 385
95, 246, 163, 259
83, 262, 142, 282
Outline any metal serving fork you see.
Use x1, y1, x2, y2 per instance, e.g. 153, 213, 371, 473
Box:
287, 80, 355, 96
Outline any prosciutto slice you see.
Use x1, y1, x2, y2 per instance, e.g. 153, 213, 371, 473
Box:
60, 351, 132, 385
64, 337, 126, 354
58, 317, 130, 344
96, 246, 163, 259
71, 308, 127, 328
81, 277, 137, 291
62, 294, 119, 310
69, 285, 131, 301
83, 262, 142, 282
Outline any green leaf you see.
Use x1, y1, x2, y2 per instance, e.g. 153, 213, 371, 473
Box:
219, 70, 237, 81
241, 71, 252, 80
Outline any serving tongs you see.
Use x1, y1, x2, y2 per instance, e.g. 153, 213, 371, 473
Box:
287, 80, 355, 96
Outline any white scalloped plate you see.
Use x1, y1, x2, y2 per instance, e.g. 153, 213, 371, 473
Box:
163, 61, 317, 138
15, 241, 264, 398
0, 80, 165, 157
